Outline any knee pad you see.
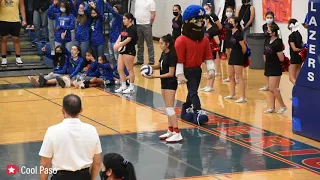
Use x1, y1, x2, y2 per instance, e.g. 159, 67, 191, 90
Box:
166, 107, 175, 117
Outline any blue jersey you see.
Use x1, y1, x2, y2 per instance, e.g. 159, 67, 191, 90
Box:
47, 4, 60, 20
83, 60, 99, 77
53, 55, 69, 74
54, 13, 75, 43
105, 1, 123, 43
90, 9, 105, 46
67, 56, 84, 78
97, 63, 113, 80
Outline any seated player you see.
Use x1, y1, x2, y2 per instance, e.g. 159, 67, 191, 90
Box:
56, 46, 85, 88
73, 50, 99, 86
77, 55, 114, 88
112, 64, 129, 85
28, 46, 68, 87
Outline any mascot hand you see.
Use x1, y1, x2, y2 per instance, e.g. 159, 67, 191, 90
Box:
177, 74, 188, 83
207, 70, 215, 79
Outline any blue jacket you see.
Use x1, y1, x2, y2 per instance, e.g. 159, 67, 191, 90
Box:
67, 55, 84, 79
75, 13, 90, 42
90, 8, 105, 46
54, 13, 75, 43
112, 64, 129, 79
83, 60, 99, 77
105, 2, 122, 43
47, 4, 60, 20
71, 0, 83, 17
53, 55, 69, 74
97, 63, 113, 80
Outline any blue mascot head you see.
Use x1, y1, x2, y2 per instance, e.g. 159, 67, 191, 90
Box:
182, 5, 206, 42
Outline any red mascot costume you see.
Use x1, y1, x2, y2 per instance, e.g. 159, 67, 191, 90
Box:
175, 5, 215, 125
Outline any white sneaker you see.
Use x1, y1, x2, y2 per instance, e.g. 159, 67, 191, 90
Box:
264, 108, 276, 114
123, 87, 135, 94
78, 81, 85, 89
277, 106, 288, 114
1, 58, 7, 67
72, 80, 79, 88
16, 57, 23, 66
259, 86, 269, 91
203, 87, 213, 92
223, 78, 230, 82
235, 98, 247, 103
115, 86, 127, 93
224, 95, 236, 100
166, 132, 183, 143
200, 86, 207, 91
159, 130, 173, 140
115, 80, 120, 85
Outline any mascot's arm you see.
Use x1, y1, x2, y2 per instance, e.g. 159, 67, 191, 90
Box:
204, 38, 215, 79
175, 37, 188, 83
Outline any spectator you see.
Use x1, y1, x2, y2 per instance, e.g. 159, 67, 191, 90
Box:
134, 0, 156, 66
33, 0, 50, 42
217, 0, 235, 24
172, 4, 183, 43
47, 0, 61, 56
202, 0, 215, 13
0, 0, 27, 67
39, 94, 102, 180
25, 0, 35, 30
236, 0, 255, 41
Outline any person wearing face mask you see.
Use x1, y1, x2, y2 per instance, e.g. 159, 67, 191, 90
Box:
56, 45, 85, 88
88, 1, 105, 58
222, 6, 235, 83
47, 0, 75, 52
172, 4, 183, 42
224, 17, 248, 103
236, 0, 255, 41
263, 24, 287, 114
100, 153, 137, 180
203, 3, 222, 30
47, 0, 61, 56
75, 3, 90, 59
217, 0, 235, 24
287, 19, 304, 85
28, 45, 69, 87
259, 11, 277, 91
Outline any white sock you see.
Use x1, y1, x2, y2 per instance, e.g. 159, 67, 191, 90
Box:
121, 82, 126, 88
129, 83, 134, 89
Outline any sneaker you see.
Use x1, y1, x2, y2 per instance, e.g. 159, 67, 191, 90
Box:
16, 57, 23, 66
194, 109, 208, 125
38, 75, 46, 87
1, 58, 7, 67
166, 132, 183, 143
72, 80, 79, 88
259, 86, 269, 91
224, 95, 237, 100
123, 87, 135, 94
56, 76, 66, 88
115, 80, 120, 85
26, 25, 31, 30
78, 81, 85, 89
264, 108, 276, 114
235, 98, 247, 103
200, 86, 208, 91
159, 130, 173, 140
28, 76, 39, 87
115, 86, 127, 93
223, 78, 230, 82
276, 106, 288, 114
203, 87, 213, 92
103, 80, 111, 86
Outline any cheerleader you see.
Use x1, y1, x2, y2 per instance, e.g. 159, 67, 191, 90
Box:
263, 24, 287, 114
260, 11, 277, 91
222, 6, 235, 83
201, 14, 220, 92
224, 17, 247, 103
172, 4, 183, 42
203, 3, 222, 30
114, 13, 138, 94
288, 19, 304, 85
142, 34, 182, 143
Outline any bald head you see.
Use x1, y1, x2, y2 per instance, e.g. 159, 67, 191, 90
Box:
63, 94, 82, 117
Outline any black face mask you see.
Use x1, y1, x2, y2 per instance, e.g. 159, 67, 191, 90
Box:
227, 22, 234, 29
242, 0, 248, 4
99, 170, 108, 180
173, 12, 179, 17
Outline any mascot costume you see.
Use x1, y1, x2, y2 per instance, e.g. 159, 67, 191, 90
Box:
175, 5, 215, 125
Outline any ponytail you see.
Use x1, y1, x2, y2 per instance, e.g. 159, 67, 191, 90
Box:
124, 13, 136, 25
160, 34, 174, 50
124, 162, 136, 180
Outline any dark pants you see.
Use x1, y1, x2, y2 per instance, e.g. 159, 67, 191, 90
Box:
51, 168, 90, 180
183, 67, 202, 111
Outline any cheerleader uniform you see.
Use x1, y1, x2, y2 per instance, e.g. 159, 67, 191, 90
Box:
228, 30, 244, 65
159, 50, 178, 90
172, 15, 183, 41
119, 25, 138, 56
223, 19, 232, 49
288, 31, 303, 64
264, 38, 283, 76
205, 25, 219, 59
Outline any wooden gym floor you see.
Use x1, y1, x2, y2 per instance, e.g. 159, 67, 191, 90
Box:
0, 42, 319, 179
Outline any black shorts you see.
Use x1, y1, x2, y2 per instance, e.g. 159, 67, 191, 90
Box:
119, 47, 136, 56
0, 21, 21, 37
161, 79, 178, 90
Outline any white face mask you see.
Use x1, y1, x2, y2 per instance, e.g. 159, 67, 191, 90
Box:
205, 11, 211, 15
266, 18, 274, 24
226, 12, 233, 18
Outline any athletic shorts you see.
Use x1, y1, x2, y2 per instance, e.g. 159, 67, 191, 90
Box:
0, 21, 21, 37
119, 48, 136, 56
161, 79, 178, 90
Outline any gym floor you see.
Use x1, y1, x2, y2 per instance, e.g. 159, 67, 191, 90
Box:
0, 43, 319, 180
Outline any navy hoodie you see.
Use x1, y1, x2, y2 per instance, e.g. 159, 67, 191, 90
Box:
105, 1, 123, 43
90, 7, 105, 46
66, 52, 84, 78
75, 4, 90, 42
83, 60, 99, 77
96, 63, 113, 80
53, 13, 75, 43
53, 55, 69, 74
47, 4, 60, 20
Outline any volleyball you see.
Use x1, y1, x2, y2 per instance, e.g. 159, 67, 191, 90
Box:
140, 65, 153, 76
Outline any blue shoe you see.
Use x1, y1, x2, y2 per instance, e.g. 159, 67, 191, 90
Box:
181, 106, 194, 122
193, 110, 208, 125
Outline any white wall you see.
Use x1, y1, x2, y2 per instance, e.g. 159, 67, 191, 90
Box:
134, 0, 309, 56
